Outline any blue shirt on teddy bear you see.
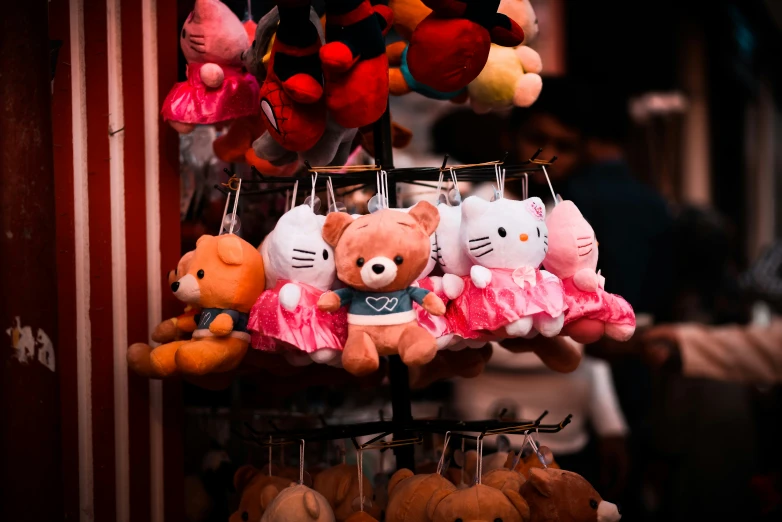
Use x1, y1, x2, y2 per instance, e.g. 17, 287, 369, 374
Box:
335, 287, 430, 326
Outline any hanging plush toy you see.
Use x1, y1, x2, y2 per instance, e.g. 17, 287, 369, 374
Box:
149, 251, 201, 344
426, 483, 530, 522
318, 202, 445, 376
128, 233, 265, 377
387, 0, 525, 99
543, 201, 636, 344
481, 468, 526, 493
448, 196, 567, 341
385, 469, 456, 522
162, 0, 260, 134
467, 0, 543, 112
520, 468, 621, 522
261, 484, 337, 522
249, 204, 347, 366
313, 463, 381, 521
231, 465, 296, 522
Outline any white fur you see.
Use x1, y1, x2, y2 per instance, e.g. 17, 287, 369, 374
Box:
460, 196, 549, 270
360, 256, 398, 289
597, 500, 622, 522
267, 205, 335, 292
435, 204, 473, 277
174, 274, 201, 304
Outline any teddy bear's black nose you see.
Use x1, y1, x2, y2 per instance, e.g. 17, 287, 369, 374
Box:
171, 281, 180, 292
372, 264, 385, 274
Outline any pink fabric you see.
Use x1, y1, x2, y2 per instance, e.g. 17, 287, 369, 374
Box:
561, 277, 635, 328
248, 280, 347, 354
447, 268, 567, 339
414, 277, 452, 339
161, 63, 260, 125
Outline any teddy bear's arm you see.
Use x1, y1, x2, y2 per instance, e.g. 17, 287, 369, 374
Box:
279, 283, 302, 312
318, 290, 346, 312
421, 292, 446, 316
199, 63, 225, 89
209, 313, 235, 336
515, 46, 543, 74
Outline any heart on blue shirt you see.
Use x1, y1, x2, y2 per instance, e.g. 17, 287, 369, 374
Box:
365, 296, 399, 312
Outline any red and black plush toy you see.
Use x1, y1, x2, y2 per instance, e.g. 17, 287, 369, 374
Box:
259, 0, 392, 153
406, 0, 525, 93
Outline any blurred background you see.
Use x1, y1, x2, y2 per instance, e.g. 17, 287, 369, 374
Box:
174, 1, 782, 521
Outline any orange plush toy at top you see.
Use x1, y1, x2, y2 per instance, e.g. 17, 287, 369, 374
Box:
127, 233, 265, 378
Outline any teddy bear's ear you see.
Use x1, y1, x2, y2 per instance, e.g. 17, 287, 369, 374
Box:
527, 468, 553, 497
303, 490, 321, 519
387, 468, 414, 498
408, 200, 440, 236
196, 234, 213, 247
322, 212, 354, 247
425, 487, 452, 520
217, 234, 245, 265
259, 484, 281, 511
233, 464, 259, 492
503, 487, 531, 522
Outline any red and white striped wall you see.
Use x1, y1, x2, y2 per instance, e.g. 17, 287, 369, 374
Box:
50, 0, 184, 520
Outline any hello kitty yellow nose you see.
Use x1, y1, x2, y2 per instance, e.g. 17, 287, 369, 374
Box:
519, 233, 529, 242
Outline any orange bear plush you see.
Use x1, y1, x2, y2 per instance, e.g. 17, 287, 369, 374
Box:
230, 465, 295, 522
385, 469, 456, 522
128, 233, 265, 378
318, 203, 445, 376
520, 468, 621, 522
426, 483, 530, 522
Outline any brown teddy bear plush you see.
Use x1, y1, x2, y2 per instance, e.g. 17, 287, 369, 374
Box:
482, 468, 526, 493
385, 469, 456, 522
261, 484, 336, 522
426, 483, 530, 522
313, 463, 381, 521
318, 203, 445, 376
128, 233, 265, 378
520, 468, 621, 522
230, 465, 296, 522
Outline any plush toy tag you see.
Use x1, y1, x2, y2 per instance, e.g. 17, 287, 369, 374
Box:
512, 266, 537, 288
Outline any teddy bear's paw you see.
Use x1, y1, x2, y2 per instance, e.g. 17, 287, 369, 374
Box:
533, 313, 564, 338
504, 317, 533, 337
127, 343, 155, 377
342, 331, 380, 376
399, 325, 438, 366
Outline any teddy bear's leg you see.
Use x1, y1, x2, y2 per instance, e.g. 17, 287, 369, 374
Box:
533, 312, 564, 338
342, 330, 380, 376
398, 324, 438, 366
148, 340, 191, 377
175, 337, 248, 376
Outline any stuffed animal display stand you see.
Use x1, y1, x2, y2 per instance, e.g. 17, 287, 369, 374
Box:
318, 202, 446, 376
127, 233, 265, 378
162, 0, 260, 134
249, 204, 347, 367
447, 196, 567, 341
543, 201, 636, 344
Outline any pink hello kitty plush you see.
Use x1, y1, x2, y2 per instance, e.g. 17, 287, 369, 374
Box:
543, 200, 635, 343
162, 0, 260, 134
400, 207, 455, 349
449, 196, 567, 339
248, 205, 347, 367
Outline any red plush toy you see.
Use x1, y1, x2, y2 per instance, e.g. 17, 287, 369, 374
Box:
321, 0, 393, 129
406, 0, 525, 93
259, 1, 327, 152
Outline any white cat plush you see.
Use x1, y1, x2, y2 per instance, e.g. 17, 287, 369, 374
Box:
248, 205, 347, 366
448, 196, 566, 339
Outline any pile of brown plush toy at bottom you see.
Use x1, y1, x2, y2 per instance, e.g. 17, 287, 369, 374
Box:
230, 446, 621, 522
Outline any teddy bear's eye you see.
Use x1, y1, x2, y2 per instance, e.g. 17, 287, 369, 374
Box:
498, 227, 507, 238
322, 249, 329, 260
197, 269, 204, 279
394, 255, 403, 265
356, 257, 365, 267
589, 499, 598, 509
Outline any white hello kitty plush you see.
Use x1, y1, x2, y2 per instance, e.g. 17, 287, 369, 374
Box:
398, 207, 454, 349
448, 196, 567, 339
248, 205, 347, 366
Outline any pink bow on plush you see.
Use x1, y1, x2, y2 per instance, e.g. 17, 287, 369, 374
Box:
512, 266, 537, 288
